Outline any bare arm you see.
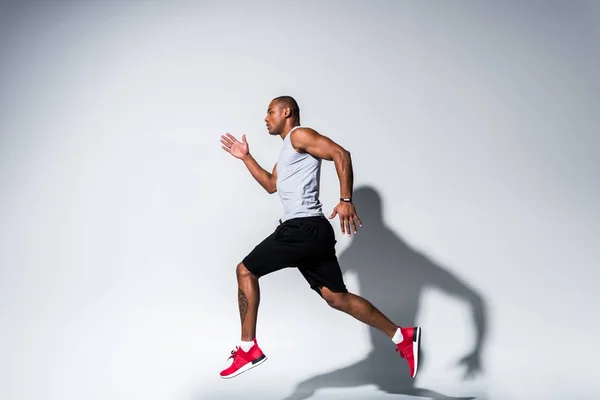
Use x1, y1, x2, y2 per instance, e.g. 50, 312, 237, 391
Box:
220, 133, 276, 194
290, 128, 362, 235
290, 128, 353, 199
241, 156, 277, 194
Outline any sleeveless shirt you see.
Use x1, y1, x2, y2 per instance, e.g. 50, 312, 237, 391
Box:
276, 126, 324, 222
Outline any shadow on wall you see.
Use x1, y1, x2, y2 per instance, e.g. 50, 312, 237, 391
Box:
282, 185, 489, 400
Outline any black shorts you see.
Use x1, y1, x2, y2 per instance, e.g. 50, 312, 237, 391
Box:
242, 216, 348, 295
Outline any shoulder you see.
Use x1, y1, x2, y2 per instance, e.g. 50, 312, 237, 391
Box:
288, 127, 345, 161
289, 127, 320, 149
290, 126, 318, 137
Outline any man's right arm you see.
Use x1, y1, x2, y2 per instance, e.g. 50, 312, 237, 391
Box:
241, 155, 277, 194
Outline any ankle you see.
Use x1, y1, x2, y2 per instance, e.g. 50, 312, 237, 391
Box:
240, 339, 255, 352
391, 326, 403, 344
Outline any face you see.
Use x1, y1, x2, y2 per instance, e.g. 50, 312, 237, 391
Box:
264, 100, 288, 135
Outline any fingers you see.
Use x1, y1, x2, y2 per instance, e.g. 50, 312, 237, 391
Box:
336, 214, 353, 236
349, 218, 358, 234
354, 214, 363, 228
220, 136, 232, 149
221, 133, 245, 156
345, 218, 352, 236
225, 133, 239, 143
220, 133, 239, 147
221, 134, 231, 145
220, 138, 234, 156
337, 212, 363, 236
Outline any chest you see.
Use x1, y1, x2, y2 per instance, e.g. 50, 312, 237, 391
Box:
277, 147, 320, 182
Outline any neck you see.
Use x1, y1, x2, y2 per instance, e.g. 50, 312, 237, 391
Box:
280, 122, 300, 140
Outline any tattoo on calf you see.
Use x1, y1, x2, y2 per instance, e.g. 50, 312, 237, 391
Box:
238, 288, 249, 323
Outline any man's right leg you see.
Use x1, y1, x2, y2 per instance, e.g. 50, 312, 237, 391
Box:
236, 262, 259, 341
220, 225, 289, 379
220, 261, 268, 379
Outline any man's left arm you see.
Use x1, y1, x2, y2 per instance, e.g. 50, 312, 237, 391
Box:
290, 128, 362, 235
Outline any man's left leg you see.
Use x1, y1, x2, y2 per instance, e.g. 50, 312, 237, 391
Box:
320, 287, 397, 337
318, 286, 422, 378
299, 251, 421, 378
294, 217, 422, 378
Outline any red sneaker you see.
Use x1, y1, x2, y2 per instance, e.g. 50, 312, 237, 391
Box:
219, 339, 267, 379
395, 326, 421, 378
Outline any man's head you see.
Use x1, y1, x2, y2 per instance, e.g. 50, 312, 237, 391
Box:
265, 95, 300, 135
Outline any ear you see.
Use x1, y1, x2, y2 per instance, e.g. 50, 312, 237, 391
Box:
283, 107, 291, 118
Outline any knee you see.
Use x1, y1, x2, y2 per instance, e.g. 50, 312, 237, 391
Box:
320, 287, 348, 310
236, 262, 256, 280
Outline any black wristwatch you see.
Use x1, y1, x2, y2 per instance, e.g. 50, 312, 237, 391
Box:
340, 198, 352, 203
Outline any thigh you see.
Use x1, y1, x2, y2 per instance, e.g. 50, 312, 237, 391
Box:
299, 256, 348, 295
294, 217, 348, 294
242, 221, 315, 278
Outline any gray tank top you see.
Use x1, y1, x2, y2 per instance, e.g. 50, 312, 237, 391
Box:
276, 126, 324, 222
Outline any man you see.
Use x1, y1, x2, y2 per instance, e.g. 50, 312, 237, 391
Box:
218, 96, 421, 380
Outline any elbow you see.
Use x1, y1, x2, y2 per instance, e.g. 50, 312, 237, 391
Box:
333, 148, 351, 162
342, 148, 351, 161
267, 179, 277, 194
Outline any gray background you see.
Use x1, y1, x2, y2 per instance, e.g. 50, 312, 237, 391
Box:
1, 1, 598, 399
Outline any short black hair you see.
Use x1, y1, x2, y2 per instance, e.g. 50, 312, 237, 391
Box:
273, 95, 300, 123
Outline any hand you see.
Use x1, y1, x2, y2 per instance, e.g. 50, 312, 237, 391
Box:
456, 350, 482, 379
220, 133, 249, 159
329, 202, 362, 236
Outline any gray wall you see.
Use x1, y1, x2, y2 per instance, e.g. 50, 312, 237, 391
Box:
1, 1, 598, 400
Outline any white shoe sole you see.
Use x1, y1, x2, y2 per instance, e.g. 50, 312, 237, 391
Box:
412, 327, 421, 378
220, 354, 268, 379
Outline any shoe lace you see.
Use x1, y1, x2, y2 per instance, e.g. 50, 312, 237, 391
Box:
227, 346, 241, 361
396, 345, 408, 359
